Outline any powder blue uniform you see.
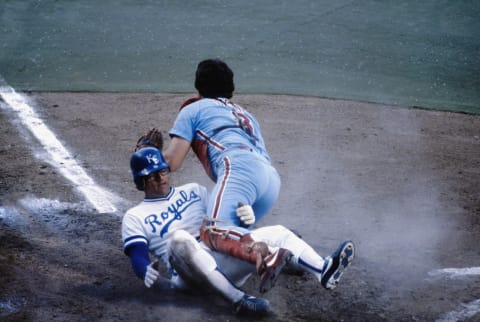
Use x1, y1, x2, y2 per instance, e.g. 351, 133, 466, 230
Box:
169, 97, 281, 232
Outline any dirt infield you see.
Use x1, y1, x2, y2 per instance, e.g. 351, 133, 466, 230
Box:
1, 92, 479, 321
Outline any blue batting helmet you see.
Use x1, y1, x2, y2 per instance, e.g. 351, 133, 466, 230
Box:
130, 147, 169, 191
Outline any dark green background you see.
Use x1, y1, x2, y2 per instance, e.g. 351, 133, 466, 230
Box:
1, 0, 479, 113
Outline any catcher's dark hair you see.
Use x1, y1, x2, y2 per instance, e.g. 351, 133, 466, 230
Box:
194, 59, 234, 99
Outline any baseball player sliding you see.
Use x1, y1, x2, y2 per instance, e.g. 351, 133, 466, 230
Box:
122, 146, 355, 315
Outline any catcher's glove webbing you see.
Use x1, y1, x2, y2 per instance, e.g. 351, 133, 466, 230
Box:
135, 128, 164, 151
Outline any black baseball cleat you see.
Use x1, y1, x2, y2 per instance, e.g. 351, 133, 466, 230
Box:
320, 240, 355, 289
233, 294, 270, 315
258, 248, 292, 293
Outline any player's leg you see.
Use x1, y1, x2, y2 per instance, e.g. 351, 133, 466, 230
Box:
207, 153, 280, 227
250, 162, 281, 223
204, 155, 289, 293
204, 154, 269, 267
208, 248, 255, 287
200, 220, 292, 294
168, 229, 270, 314
252, 225, 355, 290
207, 155, 256, 227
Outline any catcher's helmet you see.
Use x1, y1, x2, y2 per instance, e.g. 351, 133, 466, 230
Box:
130, 147, 169, 191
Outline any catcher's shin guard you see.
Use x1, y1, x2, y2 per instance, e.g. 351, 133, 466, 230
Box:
200, 217, 291, 293
200, 218, 268, 271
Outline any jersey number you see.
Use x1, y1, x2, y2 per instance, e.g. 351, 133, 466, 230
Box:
232, 111, 254, 138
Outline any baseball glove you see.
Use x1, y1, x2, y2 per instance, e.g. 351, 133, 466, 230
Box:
135, 128, 164, 151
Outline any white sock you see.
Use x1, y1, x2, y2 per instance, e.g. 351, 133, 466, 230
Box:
296, 247, 325, 281
191, 251, 244, 303
206, 268, 244, 303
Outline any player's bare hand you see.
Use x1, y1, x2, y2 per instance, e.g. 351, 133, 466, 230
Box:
144, 261, 160, 288
236, 203, 255, 226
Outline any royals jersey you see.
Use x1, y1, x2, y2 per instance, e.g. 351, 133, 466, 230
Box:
169, 98, 271, 182
122, 183, 208, 266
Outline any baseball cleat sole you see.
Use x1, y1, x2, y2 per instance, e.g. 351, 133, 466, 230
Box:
321, 240, 355, 289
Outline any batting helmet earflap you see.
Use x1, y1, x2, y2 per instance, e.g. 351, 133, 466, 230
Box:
130, 147, 169, 191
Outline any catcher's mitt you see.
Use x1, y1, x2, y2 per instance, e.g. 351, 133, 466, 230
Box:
135, 128, 164, 151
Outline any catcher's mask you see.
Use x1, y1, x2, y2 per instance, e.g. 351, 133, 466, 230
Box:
130, 147, 170, 191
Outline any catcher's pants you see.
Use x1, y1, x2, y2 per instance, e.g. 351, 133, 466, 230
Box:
208, 149, 281, 231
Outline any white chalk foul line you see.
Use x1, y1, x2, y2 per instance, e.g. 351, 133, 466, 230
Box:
0, 85, 117, 214
428, 267, 480, 278
429, 267, 480, 321
436, 299, 480, 322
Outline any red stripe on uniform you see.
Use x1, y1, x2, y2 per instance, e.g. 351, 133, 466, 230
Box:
197, 130, 225, 151
212, 156, 231, 220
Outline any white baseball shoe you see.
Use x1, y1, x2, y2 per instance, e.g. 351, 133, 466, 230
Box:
320, 240, 355, 289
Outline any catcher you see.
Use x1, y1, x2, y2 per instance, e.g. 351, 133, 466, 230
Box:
152, 59, 293, 292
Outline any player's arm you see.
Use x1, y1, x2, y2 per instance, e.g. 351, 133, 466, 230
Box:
123, 214, 160, 288
163, 136, 191, 171
125, 244, 159, 288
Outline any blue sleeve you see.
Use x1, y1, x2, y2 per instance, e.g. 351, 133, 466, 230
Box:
125, 243, 151, 279
169, 104, 197, 142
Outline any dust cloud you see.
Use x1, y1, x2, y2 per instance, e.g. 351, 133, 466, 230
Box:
274, 103, 456, 295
